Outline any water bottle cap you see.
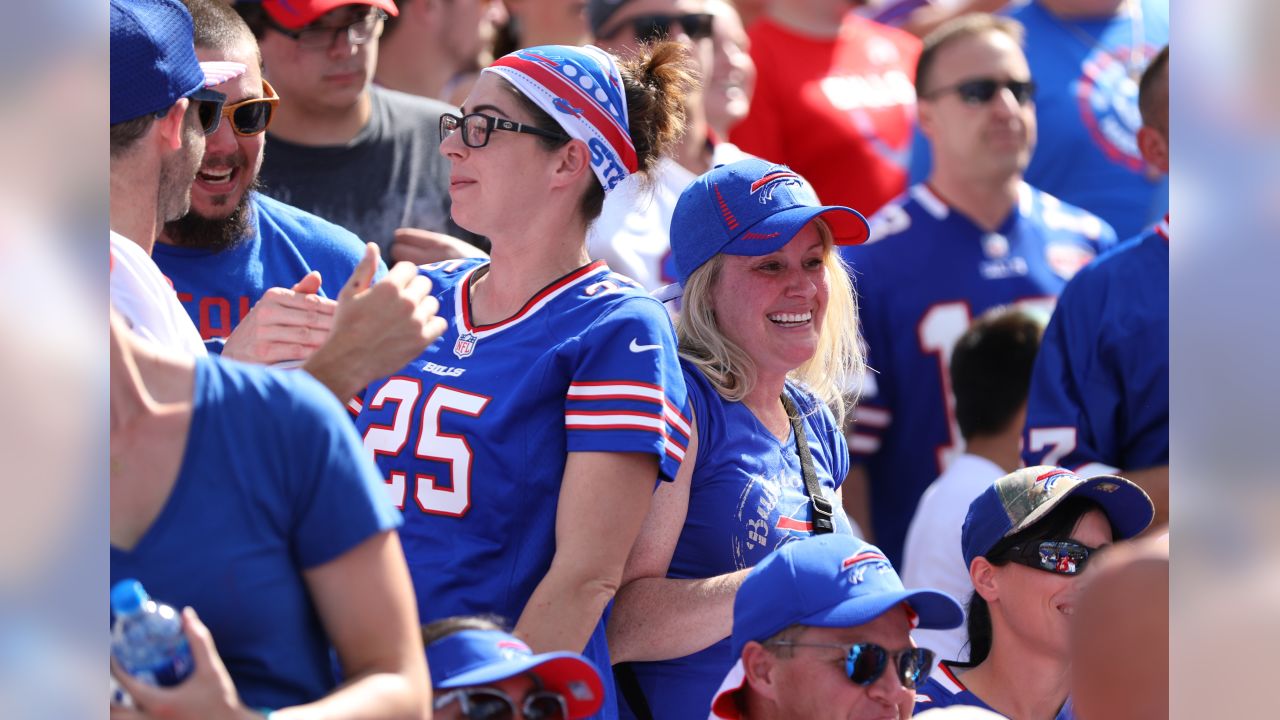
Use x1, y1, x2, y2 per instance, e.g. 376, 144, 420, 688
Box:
110, 579, 150, 614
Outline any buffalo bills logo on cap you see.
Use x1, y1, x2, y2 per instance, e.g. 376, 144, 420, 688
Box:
496, 638, 531, 661
841, 550, 892, 585
749, 170, 804, 204
1034, 468, 1076, 494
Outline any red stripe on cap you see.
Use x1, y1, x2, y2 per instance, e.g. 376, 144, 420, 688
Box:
749, 171, 802, 194
492, 55, 638, 174
842, 551, 888, 568
714, 183, 738, 230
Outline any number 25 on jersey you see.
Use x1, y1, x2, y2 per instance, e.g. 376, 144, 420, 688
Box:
361, 378, 491, 516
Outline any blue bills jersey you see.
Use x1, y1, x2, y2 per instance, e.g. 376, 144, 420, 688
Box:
624, 362, 853, 720
839, 183, 1115, 564
1023, 217, 1169, 475
153, 193, 383, 352
352, 258, 691, 720
915, 662, 1074, 719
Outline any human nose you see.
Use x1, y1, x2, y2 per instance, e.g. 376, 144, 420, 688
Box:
204, 112, 238, 152
439, 122, 466, 160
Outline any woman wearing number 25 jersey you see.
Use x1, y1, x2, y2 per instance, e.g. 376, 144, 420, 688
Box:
352, 43, 697, 719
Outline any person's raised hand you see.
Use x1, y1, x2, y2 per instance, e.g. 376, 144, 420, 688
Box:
221, 270, 334, 365
303, 243, 446, 400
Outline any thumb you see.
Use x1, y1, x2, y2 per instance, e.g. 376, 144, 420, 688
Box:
180, 607, 223, 676
291, 270, 323, 294
341, 243, 380, 301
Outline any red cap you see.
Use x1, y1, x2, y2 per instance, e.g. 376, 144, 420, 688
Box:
261, 0, 398, 30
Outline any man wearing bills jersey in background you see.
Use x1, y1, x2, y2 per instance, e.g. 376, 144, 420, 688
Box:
839, 14, 1115, 565
1022, 45, 1169, 529
353, 42, 696, 719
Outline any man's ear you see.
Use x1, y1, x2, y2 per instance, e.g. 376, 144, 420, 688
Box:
916, 98, 938, 141
547, 138, 594, 189
1137, 125, 1169, 175
742, 641, 782, 702
970, 556, 1001, 603
155, 98, 190, 152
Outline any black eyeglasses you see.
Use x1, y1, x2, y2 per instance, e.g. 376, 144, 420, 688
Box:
433, 687, 568, 720
217, 80, 280, 136
187, 89, 227, 136
439, 112, 569, 149
766, 641, 935, 690
604, 13, 715, 44
266, 8, 386, 51
922, 77, 1036, 106
1007, 539, 1096, 576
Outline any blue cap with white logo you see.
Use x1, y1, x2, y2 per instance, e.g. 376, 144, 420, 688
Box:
668, 158, 870, 286
730, 534, 963, 660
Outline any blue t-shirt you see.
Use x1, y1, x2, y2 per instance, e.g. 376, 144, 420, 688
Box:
908, 0, 1168, 238
152, 193, 383, 351
1023, 217, 1168, 473
353, 258, 692, 720
622, 363, 853, 720
915, 661, 1074, 719
839, 182, 1115, 564
110, 357, 401, 710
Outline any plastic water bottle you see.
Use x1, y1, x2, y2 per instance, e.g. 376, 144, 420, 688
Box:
109, 579, 194, 687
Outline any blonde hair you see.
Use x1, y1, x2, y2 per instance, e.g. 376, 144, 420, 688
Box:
676, 221, 864, 425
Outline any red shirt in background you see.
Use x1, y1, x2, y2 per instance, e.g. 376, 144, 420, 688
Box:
731, 14, 921, 217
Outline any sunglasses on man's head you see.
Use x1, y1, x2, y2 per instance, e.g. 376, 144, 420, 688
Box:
433, 687, 568, 720
606, 13, 715, 44
766, 641, 935, 689
922, 77, 1036, 106
1007, 539, 1096, 576
218, 80, 280, 136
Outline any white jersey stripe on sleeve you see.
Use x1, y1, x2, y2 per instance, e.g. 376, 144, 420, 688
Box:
848, 433, 880, 454
568, 381, 666, 403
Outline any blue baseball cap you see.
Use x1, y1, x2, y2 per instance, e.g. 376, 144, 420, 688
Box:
427, 629, 605, 719
730, 534, 963, 660
668, 159, 870, 287
961, 466, 1156, 568
110, 0, 247, 125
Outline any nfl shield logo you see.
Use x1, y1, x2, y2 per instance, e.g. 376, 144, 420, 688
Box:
453, 332, 478, 359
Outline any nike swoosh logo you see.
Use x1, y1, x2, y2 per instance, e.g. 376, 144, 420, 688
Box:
629, 338, 662, 353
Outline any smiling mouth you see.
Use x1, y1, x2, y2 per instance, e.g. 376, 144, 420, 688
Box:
196, 165, 238, 190
768, 311, 812, 327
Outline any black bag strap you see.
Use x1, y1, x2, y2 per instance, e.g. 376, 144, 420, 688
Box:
781, 392, 834, 535
613, 663, 656, 720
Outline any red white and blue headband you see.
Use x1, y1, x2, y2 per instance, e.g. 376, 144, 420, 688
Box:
484, 44, 637, 193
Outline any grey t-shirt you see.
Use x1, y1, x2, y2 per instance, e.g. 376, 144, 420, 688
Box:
259, 85, 487, 254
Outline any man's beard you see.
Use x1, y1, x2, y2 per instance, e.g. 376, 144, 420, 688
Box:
164, 176, 260, 254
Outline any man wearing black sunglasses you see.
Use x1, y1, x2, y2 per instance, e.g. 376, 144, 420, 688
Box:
708, 534, 963, 720
837, 14, 1117, 570
425, 617, 606, 720
110, 0, 248, 355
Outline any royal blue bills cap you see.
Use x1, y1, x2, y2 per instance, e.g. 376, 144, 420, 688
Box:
110, 0, 246, 124
669, 159, 870, 286
729, 534, 963, 660
961, 466, 1156, 568
427, 629, 605, 719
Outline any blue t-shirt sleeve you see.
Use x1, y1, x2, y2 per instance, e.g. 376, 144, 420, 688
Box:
281, 371, 402, 569
564, 296, 692, 482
